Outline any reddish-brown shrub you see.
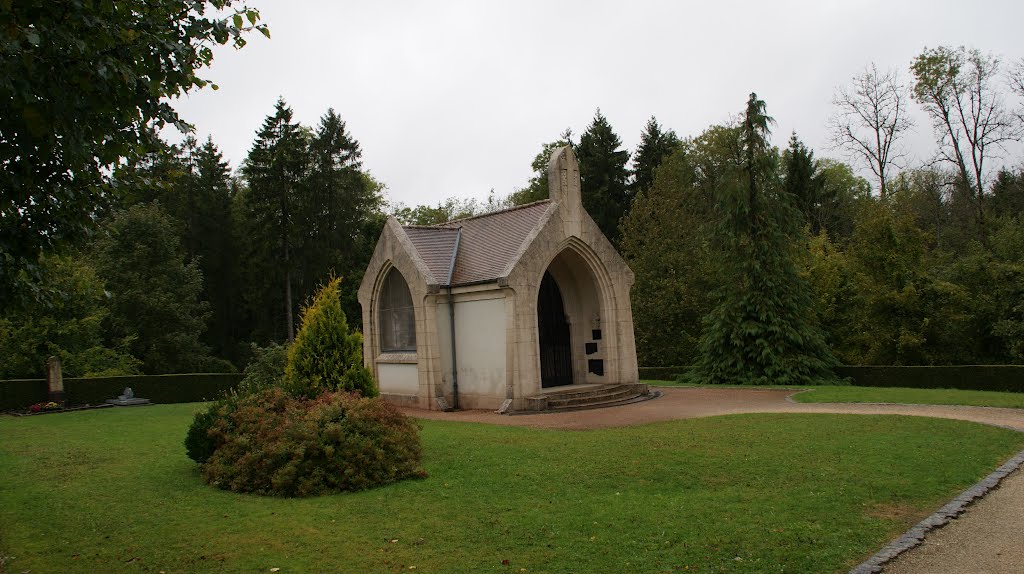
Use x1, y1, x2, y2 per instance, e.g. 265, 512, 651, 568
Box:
200, 388, 426, 496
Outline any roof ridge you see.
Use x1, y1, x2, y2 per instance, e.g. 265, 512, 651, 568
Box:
438, 199, 551, 227
401, 225, 461, 231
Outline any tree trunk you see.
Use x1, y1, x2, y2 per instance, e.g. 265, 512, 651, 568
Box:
284, 240, 294, 343
282, 191, 295, 342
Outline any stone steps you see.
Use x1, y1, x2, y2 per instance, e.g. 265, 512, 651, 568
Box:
523, 383, 650, 412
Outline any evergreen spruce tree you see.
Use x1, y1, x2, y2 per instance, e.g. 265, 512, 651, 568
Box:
781, 132, 822, 234
185, 138, 238, 360
304, 109, 382, 321
630, 116, 681, 197
241, 98, 309, 342
576, 110, 630, 243
696, 94, 838, 385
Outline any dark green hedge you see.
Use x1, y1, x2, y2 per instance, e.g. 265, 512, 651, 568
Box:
0, 379, 49, 411
639, 365, 1024, 392
835, 366, 1024, 393
1, 374, 244, 410
639, 366, 693, 381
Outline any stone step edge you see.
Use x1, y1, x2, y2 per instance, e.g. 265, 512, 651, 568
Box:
518, 384, 654, 413
540, 389, 662, 414
547, 388, 641, 408
534, 384, 622, 401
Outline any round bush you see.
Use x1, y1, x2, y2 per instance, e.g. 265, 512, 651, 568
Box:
200, 388, 426, 496
184, 402, 223, 464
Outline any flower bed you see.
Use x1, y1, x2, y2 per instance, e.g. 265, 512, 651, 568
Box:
5, 403, 114, 417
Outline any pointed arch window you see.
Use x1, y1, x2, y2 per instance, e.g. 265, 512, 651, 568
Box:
379, 268, 416, 352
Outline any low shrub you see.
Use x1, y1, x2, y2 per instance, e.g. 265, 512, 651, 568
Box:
184, 401, 230, 464
199, 388, 426, 496
236, 342, 290, 395
639, 366, 692, 381
836, 365, 1024, 393
194, 355, 238, 374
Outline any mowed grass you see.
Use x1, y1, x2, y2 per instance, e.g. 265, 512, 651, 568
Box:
644, 380, 1024, 409
793, 386, 1024, 409
2, 405, 1023, 573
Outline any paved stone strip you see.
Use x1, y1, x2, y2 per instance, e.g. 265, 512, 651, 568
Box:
848, 448, 1024, 574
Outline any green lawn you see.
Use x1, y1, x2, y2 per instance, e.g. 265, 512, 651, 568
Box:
2, 405, 1023, 573
643, 380, 1024, 409
793, 386, 1024, 409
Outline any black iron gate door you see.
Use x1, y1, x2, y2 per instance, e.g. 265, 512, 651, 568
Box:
538, 272, 573, 388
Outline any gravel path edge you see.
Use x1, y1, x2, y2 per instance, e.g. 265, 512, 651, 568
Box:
848, 448, 1024, 574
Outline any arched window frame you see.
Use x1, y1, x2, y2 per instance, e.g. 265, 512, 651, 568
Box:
379, 268, 417, 352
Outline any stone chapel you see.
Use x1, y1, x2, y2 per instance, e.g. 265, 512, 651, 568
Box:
357, 146, 644, 412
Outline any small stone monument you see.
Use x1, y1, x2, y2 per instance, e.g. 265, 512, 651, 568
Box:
105, 386, 152, 407
46, 356, 65, 406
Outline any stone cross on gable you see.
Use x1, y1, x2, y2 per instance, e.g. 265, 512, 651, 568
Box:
547, 145, 582, 211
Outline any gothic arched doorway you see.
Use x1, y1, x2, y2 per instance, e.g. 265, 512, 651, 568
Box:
538, 271, 573, 388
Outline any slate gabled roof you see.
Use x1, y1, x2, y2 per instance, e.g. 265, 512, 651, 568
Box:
402, 226, 460, 284
401, 200, 553, 287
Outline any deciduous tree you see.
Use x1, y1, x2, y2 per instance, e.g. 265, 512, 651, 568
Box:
911, 46, 1022, 239
93, 203, 214, 374
0, 0, 267, 306
829, 63, 913, 200
508, 131, 573, 206
0, 254, 140, 379
620, 150, 716, 367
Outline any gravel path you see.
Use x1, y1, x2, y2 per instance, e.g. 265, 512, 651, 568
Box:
400, 386, 1024, 432
399, 386, 1024, 573
883, 467, 1024, 574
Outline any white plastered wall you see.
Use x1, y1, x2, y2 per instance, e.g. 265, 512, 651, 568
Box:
378, 362, 419, 394
435, 288, 508, 410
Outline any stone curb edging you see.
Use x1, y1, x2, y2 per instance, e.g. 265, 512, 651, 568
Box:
848, 448, 1024, 574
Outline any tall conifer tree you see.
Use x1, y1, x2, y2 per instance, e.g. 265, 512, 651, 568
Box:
576, 110, 630, 243
241, 98, 308, 342
304, 108, 382, 321
185, 138, 237, 359
696, 94, 837, 385
631, 116, 681, 197
782, 132, 822, 233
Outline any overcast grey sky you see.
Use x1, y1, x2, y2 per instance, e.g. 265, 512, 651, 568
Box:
168, 0, 1024, 208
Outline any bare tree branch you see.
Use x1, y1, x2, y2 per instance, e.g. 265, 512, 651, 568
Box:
911, 46, 1023, 240
828, 63, 913, 201
1010, 58, 1024, 126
